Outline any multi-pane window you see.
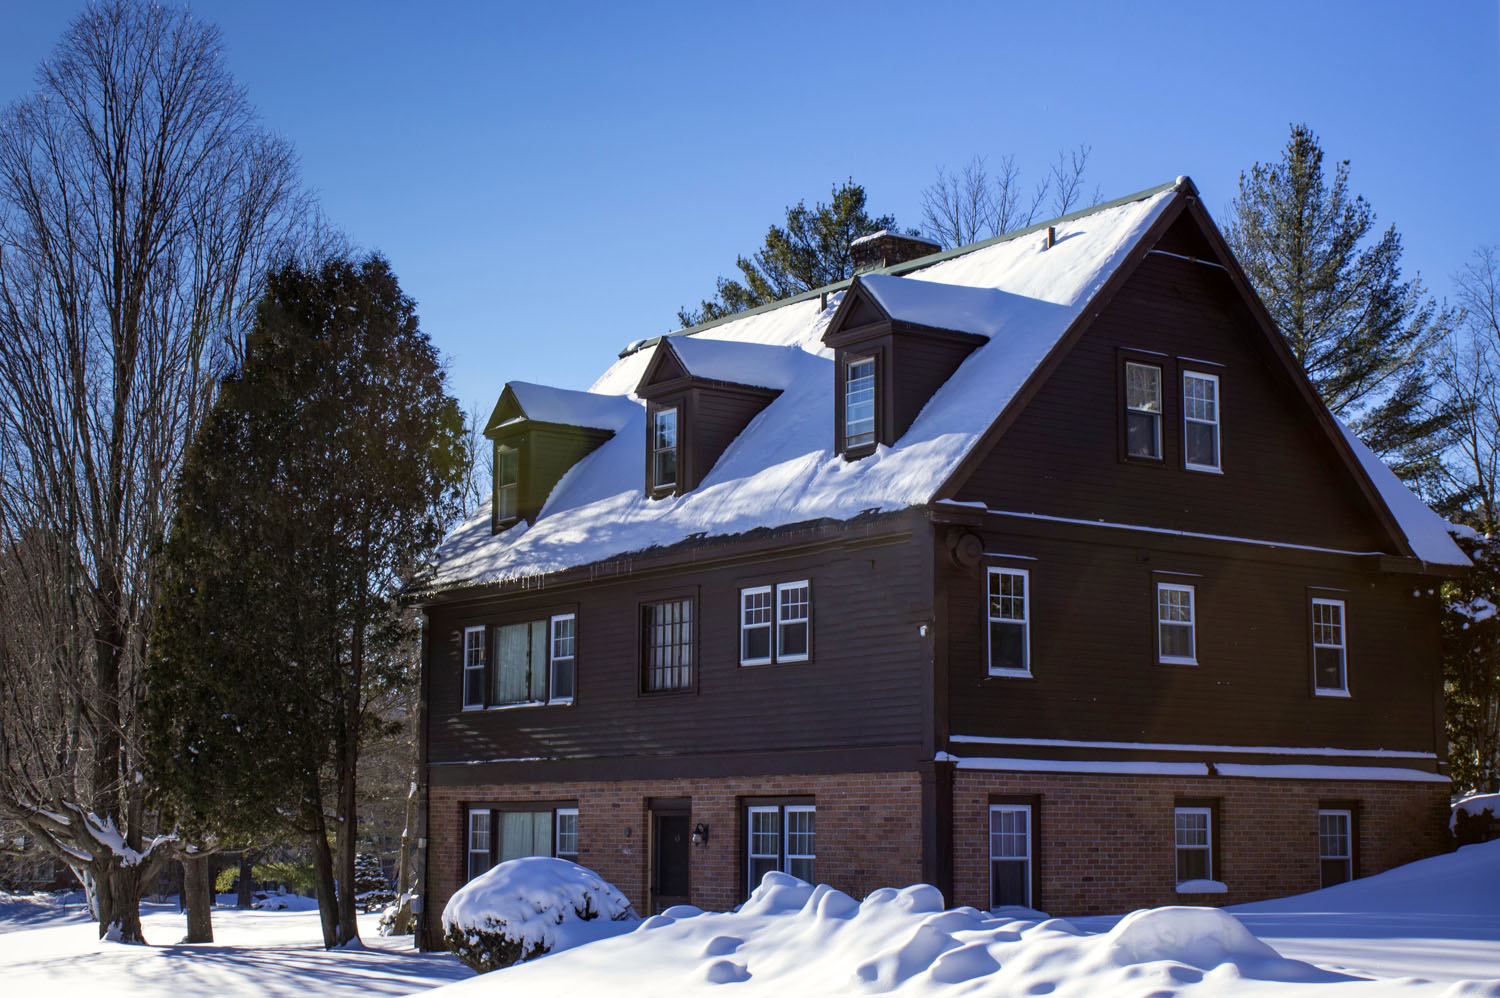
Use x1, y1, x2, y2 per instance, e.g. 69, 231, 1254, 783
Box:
651, 407, 678, 491
495, 444, 519, 520
1312, 598, 1348, 695
1157, 583, 1196, 664
987, 568, 1030, 675
550, 614, 576, 703
989, 804, 1033, 908
465, 614, 576, 709
494, 620, 548, 705
1174, 806, 1213, 884
1318, 809, 1352, 887
845, 357, 876, 449
462, 626, 486, 709
1183, 372, 1221, 471
1125, 361, 1162, 459
745, 803, 815, 895
555, 808, 579, 863
740, 581, 811, 666
642, 598, 693, 692
468, 806, 576, 880
467, 809, 491, 882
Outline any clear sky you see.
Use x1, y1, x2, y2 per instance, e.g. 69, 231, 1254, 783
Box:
3, 1, 1497, 418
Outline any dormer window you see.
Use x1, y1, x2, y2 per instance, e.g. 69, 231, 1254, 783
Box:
845, 357, 877, 450
651, 406, 678, 492
495, 445, 519, 522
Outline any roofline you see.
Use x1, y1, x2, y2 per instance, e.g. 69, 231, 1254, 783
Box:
620, 177, 1190, 359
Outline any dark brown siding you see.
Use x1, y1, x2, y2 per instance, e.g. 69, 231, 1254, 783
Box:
954, 250, 1395, 554
891, 335, 981, 441
941, 524, 1443, 754
687, 387, 775, 488
523, 425, 609, 519
427, 526, 932, 767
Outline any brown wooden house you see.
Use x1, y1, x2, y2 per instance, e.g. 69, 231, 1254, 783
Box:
415, 178, 1463, 942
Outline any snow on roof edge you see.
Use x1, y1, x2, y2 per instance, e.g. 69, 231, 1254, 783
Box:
1334, 421, 1469, 567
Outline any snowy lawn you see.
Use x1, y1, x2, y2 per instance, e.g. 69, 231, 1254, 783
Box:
0, 893, 472, 998
3, 844, 1499, 997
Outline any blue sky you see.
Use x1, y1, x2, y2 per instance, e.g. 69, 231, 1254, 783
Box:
3, 1, 1497, 417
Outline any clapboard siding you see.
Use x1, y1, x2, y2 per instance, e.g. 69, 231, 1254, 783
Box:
954, 249, 1395, 554
689, 387, 773, 486
942, 526, 1442, 753
427, 523, 931, 765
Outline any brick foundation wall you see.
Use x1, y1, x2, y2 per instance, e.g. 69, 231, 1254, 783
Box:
425, 770, 924, 944
952, 771, 1451, 916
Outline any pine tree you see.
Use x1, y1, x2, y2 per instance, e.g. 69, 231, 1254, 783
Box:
146, 254, 468, 947
353, 853, 396, 912
1227, 124, 1456, 487
1441, 529, 1500, 794
678, 180, 900, 326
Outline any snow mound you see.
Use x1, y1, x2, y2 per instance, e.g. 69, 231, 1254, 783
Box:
1103, 905, 1282, 968
441, 857, 637, 972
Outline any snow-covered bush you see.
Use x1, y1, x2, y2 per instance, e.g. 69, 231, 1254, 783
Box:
1452, 792, 1500, 845
441, 857, 636, 973
377, 892, 414, 936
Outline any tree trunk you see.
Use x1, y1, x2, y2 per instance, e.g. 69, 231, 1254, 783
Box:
182, 855, 214, 942
335, 748, 359, 945
237, 853, 254, 909
309, 808, 340, 949
391, 770, 418, 935
101, 858, 147, 943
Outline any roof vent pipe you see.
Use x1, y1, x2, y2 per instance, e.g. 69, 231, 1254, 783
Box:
1045, 226, 1056, 249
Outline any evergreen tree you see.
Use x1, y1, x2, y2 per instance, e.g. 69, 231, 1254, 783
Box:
1441, 528, 1500, 794
678, 180, 900, 327
353, 853, 396, 912
1227, 124, 1456, 487
146, 254, 468, 948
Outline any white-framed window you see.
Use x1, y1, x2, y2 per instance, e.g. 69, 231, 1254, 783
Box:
845, 356, 876, 449
745, 802, 816, 895
987, 567, 1030, 676
651, 406, 677, 490
555, 807, 579, 863
549, 613, 576, 704
1157, 582, 1197, 665
642, 598, 693, 692
1125, 361, 1162, 459
989, 804, 1033, 909
1183, 371, 1221, 472
495, 444, 519, 520
462, 626, 486, 709
1174, 806, 1213, 884
739, 581, 811, 666
467, 808, 491, 882
740, 586, 773, 665
1312, 598, 1348, 695
1318, 809, 1352, 887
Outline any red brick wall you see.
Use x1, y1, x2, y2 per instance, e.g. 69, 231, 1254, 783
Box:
425, 770, 924, 943
951, 771, 1451, 916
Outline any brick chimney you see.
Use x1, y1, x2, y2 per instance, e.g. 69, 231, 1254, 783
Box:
850, 230, 942, 274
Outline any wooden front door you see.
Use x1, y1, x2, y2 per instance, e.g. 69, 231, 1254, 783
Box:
650, 808, 691, 912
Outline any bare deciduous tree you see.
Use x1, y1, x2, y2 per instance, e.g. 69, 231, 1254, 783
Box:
0, 1, 312, 943
920, 145, 1099, 250
1435, 249, 1500, 531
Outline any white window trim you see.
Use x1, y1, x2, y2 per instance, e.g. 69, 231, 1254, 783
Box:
1183, 371, 1222, 474
495, 444, 519, 520
467, 808, 491, 881
1157, 582, 1197, 665
555, 807, 579, 860
1174, 806, 1214, 886
775, 580, 811, 664
987, 567, 1031, 677
1312, 598, 1349, 696
549, 613, 576, 705
651, 406, 678, 490
1318, 808, 1352, 885
747, 804, 780, 895
784, 804, 816, 879
739, 586, 773, 666
988, 804, 1032, 909
462, 625, 486, 710
1125, 360, 1163, 460
845, 356, 877, 450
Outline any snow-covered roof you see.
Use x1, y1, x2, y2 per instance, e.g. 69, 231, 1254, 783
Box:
432, 178, 1464, 588
499, 382, 638, 432
654, 337, 805, 392
1335, 422, 1468, 566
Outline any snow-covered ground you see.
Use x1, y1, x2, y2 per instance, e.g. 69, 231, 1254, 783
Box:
3, 843, 1498, 997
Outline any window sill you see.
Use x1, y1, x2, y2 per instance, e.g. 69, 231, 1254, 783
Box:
841, 443, 877, 462
1175, 879, 1227, 894
987, 668, 1034, 679
1159, 657, 1198, 666
483, 699, 572, 711
1185, 464, 1223, 475
460, 705, 485, 712
1314, 688, 1351, 698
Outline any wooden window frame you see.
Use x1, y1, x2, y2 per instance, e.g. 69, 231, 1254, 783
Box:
986, 566, 1031, 677
640, 595, 697, 695
461, 625, 486, 710
1317, 807, 1353, 887
739, 585, 773, 666
1182, 369, 1222, 473
466, 807, 491, 882
834, 348, 883, 459
1121, 357, 1165, 463
1311, 596, 1350, 697
549, 613, 576, 705
988, 802, 1035, 909
1156, 582, 1197, 665
555, 807, 580, 862
466, 802, 579, 881
494, 442, 520, 524
775, 580, 811, 664
742, 797, 815, 897
649, 404, 679, 496
1173, 803, 1217, 886
738, 580, 812, 667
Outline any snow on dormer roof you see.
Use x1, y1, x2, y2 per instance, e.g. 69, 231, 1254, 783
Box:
495, 381, 638, 433
856, 273, 1038, 338
661, 337, 805, 392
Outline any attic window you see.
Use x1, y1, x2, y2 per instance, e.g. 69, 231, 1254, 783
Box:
651, 407, 678, 491
495, 445, 519, 521
845, 357, 876, 450
1125, 362, 1162, 460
